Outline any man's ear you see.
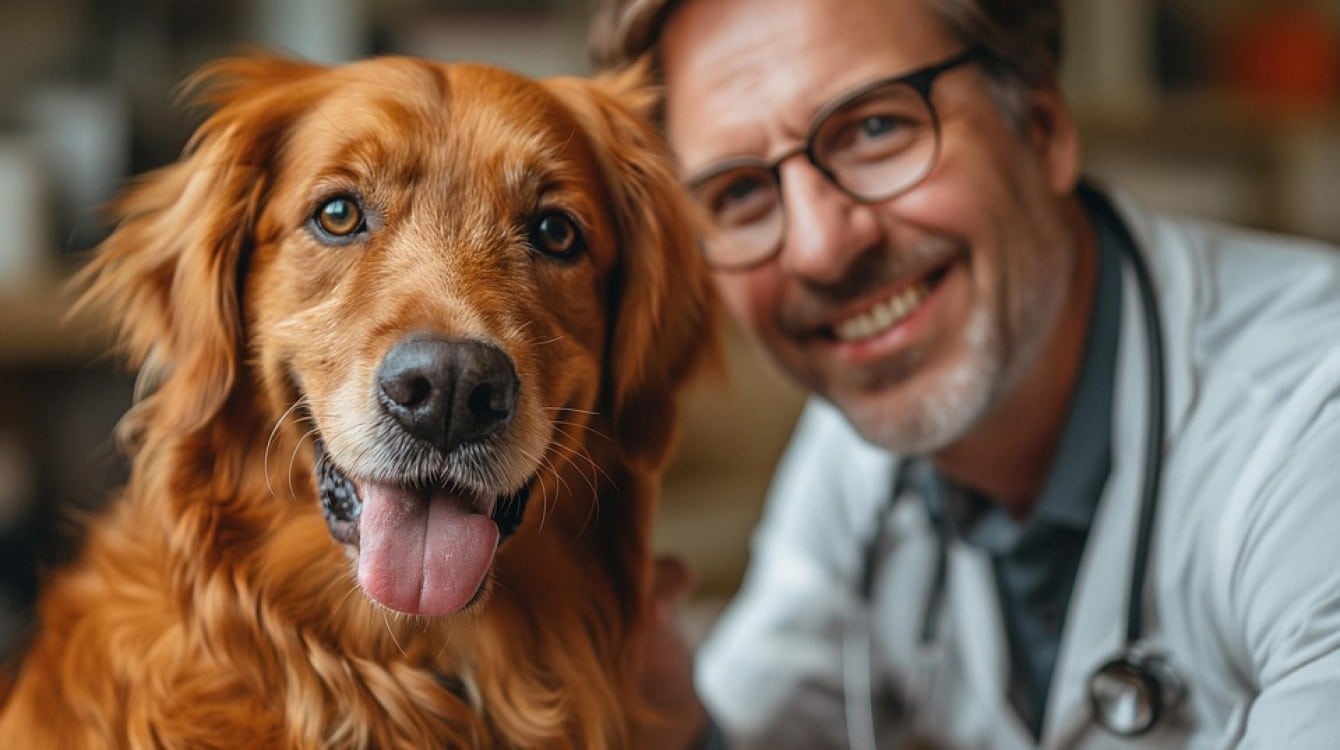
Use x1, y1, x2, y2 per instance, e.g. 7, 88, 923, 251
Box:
1025, 87, 1081, 195
543, 67, 721, 473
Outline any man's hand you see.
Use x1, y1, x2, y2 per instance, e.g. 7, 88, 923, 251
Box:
632, 556, 712, 750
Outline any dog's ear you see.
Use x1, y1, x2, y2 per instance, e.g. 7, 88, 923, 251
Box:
544, 67, 720, 472
74, 56, 323, 441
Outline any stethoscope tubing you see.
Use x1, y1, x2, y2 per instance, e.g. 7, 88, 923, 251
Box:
1082, 187, 1168, 649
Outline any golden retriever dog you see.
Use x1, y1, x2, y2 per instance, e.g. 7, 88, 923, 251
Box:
0, 55, 717, 748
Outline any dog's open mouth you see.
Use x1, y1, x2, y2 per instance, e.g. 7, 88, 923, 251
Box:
315, 440, 531, 617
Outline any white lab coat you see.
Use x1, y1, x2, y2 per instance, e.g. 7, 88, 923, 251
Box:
696, 190, 1340, 749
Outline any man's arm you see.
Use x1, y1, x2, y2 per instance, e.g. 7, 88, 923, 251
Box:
1227, 394, 1340, 747
694, 401, 900, 749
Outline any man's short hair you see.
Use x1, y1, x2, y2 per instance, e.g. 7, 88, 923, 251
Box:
588, 0, 1064, 126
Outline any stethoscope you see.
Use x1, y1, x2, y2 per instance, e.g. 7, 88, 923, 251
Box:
845, 187, 1185, 747
1081, 187, 1185, 738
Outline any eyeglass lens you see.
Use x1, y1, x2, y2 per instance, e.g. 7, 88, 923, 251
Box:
692, 79, 939, 270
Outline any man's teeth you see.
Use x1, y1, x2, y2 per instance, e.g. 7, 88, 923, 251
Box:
833, 281, 930, 342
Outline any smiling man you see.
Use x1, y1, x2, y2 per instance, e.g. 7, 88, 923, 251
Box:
593, 0, 1340, 748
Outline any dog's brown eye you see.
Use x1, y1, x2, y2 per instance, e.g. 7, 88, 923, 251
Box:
529, 211, 584, 259
314, 196, 365, 238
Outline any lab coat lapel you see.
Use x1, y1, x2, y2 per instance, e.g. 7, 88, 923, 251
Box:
1040, 193, 1198, 748
1104, 188, 1197, 442
947, 545, 1035, 747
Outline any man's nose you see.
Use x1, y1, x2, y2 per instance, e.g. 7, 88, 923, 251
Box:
776, 159, 883, 284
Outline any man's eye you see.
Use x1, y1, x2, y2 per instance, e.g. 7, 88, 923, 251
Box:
858, 115, 899, 139
710, 173, 777, 227
724, 176, 766, 202
839, 112, 911, 150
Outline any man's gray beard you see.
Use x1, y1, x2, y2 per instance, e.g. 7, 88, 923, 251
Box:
860, 301, 1006, 456
858, 251, 1067, 457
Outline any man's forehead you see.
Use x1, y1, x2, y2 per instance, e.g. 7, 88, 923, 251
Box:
661, 0, 955, 169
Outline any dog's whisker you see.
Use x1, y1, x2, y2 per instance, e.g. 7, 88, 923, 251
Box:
541, 406, 600, 416
433, 631, 455, 665
510, 319, 568, 351
538, 438, 604, 541
537, 479, 555, 535
264, 398, 309, 501
543, 431, 606, 540
545, 435, 593, 480
382, 611, 408, 657
546, 439, 602, 502
530, 335, 565, 347
548, 418, 616, 448
538, 454, 572, 529
516, 446, 564, 536
286, 428, 319, 503
549, 426, 618, 492
578, 489, 601, 541
332, 576, 364, 615
548, 423, 618, 463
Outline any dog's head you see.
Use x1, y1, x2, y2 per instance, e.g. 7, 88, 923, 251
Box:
78, 56, 717, 618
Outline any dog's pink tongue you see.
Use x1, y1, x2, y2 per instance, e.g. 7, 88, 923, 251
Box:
356, 482, 498, 617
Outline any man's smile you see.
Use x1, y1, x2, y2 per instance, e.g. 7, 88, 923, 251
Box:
830, 261, 954, 342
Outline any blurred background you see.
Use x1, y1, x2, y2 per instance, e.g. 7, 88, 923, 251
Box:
0, 0, 1338, 657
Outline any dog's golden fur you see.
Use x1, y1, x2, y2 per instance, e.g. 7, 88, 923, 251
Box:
0, 56, 716, 748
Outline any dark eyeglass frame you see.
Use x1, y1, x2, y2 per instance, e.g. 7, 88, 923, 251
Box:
685, 47, 984, 271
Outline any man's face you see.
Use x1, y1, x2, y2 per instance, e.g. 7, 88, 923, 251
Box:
662, 0, 1082, 454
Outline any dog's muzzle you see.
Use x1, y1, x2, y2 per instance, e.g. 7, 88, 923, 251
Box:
314, 441, 532, 545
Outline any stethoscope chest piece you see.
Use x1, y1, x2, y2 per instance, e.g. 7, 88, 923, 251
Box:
1087, 649, 1185, 737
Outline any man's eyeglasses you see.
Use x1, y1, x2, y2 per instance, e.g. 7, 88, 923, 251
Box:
685, 48, 982, 271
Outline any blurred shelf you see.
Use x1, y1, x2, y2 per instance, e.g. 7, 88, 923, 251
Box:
1076, 90, 1340, 146
0, 267, 109, 368
1076, 91, 1340, 242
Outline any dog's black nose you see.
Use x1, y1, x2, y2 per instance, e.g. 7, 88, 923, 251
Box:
377, 336, 518, 452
